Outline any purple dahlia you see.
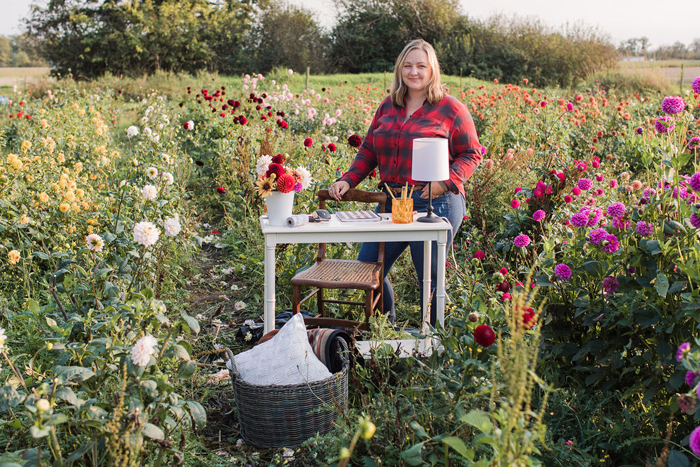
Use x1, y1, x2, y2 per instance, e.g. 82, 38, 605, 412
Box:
606, 202, 626, 219
602, 276, 619, 294
554, 264, 572, 280
690, 214, 700, 229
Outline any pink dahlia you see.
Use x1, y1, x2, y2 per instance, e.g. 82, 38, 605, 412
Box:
693, 76, 700, 94
533, 210, 545, 221
655, 116, 675, 133
601, 233, 620, 253
677, 342, 691, 362
514, 234, 531, 248
661, 96, 686, 114
577, 178, 593, 191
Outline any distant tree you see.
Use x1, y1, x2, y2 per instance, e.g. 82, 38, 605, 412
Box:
331, 0, 404, 72
246, 1, 331, 74
653, 41, 688, 60
0, 36, 11, 67
25, 0, 257, 78
330, 0, 466, 73
690, 38, 700, 59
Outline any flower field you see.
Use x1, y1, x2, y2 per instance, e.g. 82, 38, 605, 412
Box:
0, 70, 700, 465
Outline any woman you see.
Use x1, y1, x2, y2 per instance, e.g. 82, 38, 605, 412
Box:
329, 39, 482, 326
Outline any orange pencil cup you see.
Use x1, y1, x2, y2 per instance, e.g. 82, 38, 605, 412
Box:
392, 198, 414, 224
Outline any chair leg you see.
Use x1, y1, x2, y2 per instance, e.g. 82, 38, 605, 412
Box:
365, 291, 373, 323
318, 288, 325, 317
292, 286, 301, 314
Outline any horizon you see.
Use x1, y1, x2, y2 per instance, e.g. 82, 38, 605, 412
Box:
1, 0, 697, 52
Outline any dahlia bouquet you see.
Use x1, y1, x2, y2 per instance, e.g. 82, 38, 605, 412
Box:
254, 153, 312, 197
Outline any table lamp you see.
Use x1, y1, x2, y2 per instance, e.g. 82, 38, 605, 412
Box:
412, 138, 450, 223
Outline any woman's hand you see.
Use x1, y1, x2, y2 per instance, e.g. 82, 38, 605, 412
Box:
420, 181, 446, 199
329, 181, 350, 201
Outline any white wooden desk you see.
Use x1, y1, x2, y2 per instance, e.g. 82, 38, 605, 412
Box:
260, 213, 451, 334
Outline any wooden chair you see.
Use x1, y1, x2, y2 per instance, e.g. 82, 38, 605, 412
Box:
291, 189, 387, 330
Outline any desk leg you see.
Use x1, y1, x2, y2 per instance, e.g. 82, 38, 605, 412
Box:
422, 240, 431, 331
436, 234, 447, 327
264, 236, 276, 334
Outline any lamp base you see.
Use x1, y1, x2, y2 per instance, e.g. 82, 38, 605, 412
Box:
417, 213, 443, 223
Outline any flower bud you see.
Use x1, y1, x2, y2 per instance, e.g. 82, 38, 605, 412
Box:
339, 447, 351, 459
36, 399, 51, 412
468, 312, 479, 322
362, 421, 376, 440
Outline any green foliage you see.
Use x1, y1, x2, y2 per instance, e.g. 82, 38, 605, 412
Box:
0, 34, 47, 67
23, 0, 616, 87
467, 16, 618, 87
26, 0, 257, 79
247, 1, 332, 74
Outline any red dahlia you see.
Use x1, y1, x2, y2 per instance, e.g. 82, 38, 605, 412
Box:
328, 143, 337, 152
303, 137, 313, 147
348, 134, 362, 148
276, 174, 295, 193
216, 186, 226, 194
266, 163, 285, 179
474, 325, 496, 347
521, 307, 536, 330
496, 280, 510, 293
272, 154, 285, 164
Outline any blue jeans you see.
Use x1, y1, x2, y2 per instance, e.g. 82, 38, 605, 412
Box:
358, 187, 466, 326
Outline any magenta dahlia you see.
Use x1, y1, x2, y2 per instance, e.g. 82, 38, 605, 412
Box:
661, 96, 686, 114
655, 117, 675, 133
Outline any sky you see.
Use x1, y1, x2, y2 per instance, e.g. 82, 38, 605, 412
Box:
1, 0, 697, 50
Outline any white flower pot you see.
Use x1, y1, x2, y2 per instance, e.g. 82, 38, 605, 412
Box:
265, 191, 295, 227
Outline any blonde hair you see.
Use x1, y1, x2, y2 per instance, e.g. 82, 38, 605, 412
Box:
390, 39, 444, 107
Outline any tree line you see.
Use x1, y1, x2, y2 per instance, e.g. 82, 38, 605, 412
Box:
619, 37, 700, 60
0, 35, 46, 67
23, 0, 618, 87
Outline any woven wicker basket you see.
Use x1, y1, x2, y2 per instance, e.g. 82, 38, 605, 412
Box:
226, 339, 349, 448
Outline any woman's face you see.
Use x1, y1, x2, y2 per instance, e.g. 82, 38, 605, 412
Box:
401, 49, 432, 96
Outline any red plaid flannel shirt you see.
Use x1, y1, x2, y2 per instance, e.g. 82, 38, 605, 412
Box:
339, 94, 482, 197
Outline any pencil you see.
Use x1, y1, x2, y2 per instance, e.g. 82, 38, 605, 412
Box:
408, 185, 415, 199
387, 186, 396, 200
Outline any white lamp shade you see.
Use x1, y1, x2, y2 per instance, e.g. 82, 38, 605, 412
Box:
411, 138, 450, 182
